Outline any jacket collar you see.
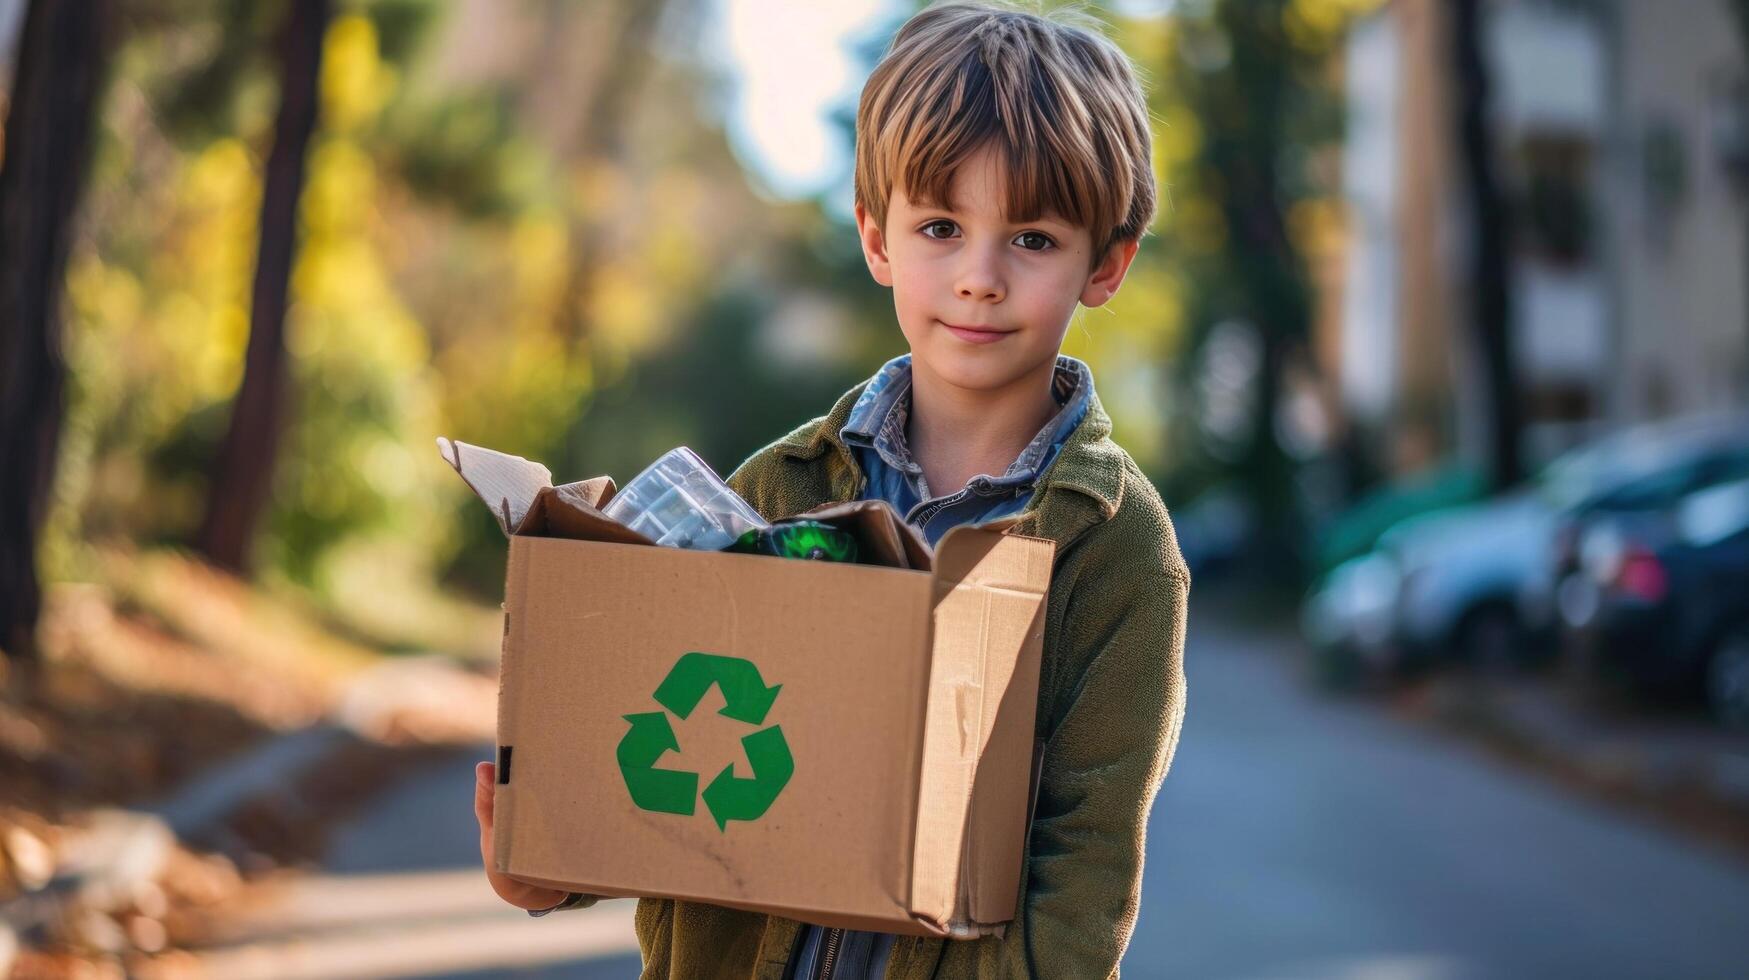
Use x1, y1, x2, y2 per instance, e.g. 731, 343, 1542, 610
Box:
777, 372, 1125, 547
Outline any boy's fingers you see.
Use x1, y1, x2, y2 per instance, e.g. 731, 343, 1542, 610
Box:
473, 763, 494, 831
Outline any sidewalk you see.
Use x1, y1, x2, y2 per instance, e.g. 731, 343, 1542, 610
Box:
1399, 668, 1749, 859
184, 865, 637, 980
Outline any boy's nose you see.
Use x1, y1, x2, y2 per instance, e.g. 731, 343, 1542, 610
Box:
954, 257, 1005, 302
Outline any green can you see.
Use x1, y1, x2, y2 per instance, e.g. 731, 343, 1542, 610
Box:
726, 520, 860, 563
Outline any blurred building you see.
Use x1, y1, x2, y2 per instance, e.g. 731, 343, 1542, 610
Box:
1334, 0, 1749, 476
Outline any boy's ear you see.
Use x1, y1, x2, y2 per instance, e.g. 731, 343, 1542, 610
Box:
854, 201, 894, 288
1079, 238, 1141, 308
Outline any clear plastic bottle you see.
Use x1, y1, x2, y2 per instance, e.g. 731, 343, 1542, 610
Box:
602, 447, 768, 550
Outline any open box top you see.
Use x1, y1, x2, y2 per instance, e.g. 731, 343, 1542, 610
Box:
439, 437, 1051, 935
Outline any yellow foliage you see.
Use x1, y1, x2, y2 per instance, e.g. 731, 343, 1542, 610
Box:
1287, 197, 1345, 259
1156, 102, 1204, 168
1055, 253, 1191, 474
510, 212, 570, 309
588, 261, 661, 352
67, 260, 143, 339
1286, 0, 1386, 47
187, 138, 257, 205
198, 303, 251, 402
301, 140, 377, 236
1177, 197, 1229, 255
321, 14, 398, 134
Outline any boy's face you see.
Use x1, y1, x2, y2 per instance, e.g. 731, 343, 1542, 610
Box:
854, 144, 1139, 395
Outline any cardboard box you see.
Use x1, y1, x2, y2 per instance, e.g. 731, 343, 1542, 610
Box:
439, 437, 1054, 937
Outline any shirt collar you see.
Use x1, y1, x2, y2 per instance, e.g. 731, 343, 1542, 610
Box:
839, 352, 1095, 488
840, 353, 918, 472
775, 369, 1125, 548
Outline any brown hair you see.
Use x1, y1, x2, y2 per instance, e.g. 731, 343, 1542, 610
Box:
854, 0, 1156, 262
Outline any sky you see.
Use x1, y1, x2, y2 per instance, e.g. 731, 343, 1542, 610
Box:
712, 0, 900, 203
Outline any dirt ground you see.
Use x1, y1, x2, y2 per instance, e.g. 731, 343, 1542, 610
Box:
1, 551, 496, 978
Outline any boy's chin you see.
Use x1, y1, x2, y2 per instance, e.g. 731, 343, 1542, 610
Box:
912, 347, 1050, 393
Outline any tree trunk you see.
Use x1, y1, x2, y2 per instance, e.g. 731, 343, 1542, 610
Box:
1450, 0, 1523, 491
1205, 0, 1313, 584
0, 0, 115, 664
195, 0, 332, 574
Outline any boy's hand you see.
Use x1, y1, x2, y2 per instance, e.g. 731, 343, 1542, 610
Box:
474, 761, 568, 910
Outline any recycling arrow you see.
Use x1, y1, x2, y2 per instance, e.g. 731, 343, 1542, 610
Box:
616, 711, 697, 815
653, 652, 782, 724
618, 652, 794, 831
701, 725, 795, 830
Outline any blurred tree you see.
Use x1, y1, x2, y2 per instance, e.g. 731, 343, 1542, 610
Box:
553, 0, 671, 342
1450, 0, 1522, 491
197, 0, 333, 573
1159, 0, 1328, 583
35, 1, 777, 607
540, 0, 676, 490
0, 0, 116, 663
153, 0, 274, 145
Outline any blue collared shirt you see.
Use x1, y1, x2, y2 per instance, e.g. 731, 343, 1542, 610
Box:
840, 353, 1093, 546
784, 352, 1093, 980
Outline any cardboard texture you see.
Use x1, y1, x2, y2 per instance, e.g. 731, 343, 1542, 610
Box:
439, 438, 1054, 937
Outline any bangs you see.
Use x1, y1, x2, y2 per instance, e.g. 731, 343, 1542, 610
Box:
896, 50, 1111, 236
854, 3, 1154, 258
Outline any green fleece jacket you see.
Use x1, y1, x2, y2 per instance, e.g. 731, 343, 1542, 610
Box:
630, 379, 1191, 979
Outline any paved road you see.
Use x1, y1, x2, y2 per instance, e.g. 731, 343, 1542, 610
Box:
202, 612, 1749, 978
1121, 616, 1749, 980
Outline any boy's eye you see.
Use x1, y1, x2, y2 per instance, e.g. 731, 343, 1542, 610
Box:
921, 219, 958, 239
1013, 231, 1055, 252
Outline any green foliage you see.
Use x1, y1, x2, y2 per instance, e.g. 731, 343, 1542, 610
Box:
380, 86, 546, 218
1124, 0, 1375, 579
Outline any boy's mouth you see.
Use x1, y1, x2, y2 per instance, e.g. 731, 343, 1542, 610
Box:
939, 321, 1014, 344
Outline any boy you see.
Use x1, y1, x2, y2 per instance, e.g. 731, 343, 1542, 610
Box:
473, 2, 1189, 976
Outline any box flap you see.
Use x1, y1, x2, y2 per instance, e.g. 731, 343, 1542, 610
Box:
908, 525, 1053, 934
438, 437, 554, 537
527, 480, 649, 544
796, 499, 933, 571
439, 436, 638, 542
553, 476, 617, 511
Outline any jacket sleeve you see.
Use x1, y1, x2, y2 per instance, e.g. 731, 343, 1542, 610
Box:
928, 555, 1190, 979
633, 897, 674, 976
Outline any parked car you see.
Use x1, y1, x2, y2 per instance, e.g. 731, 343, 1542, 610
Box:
1304, 410, 1749, 682
1557, 475, 1749, 727
1309, 462, 1487, 578
1545, 430, 1749, 615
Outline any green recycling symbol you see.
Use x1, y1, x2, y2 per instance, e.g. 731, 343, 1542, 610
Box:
617, 652, 795, 831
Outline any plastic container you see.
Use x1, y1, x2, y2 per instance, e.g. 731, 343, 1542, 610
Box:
602, 447, 767, 551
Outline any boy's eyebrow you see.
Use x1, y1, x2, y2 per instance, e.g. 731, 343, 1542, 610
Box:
897, 193, 1074, 228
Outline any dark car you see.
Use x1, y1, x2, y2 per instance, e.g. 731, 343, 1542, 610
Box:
1558, 475, 1749, 727
1304, 411, 1749, 685
1546, 423, 1749, 601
